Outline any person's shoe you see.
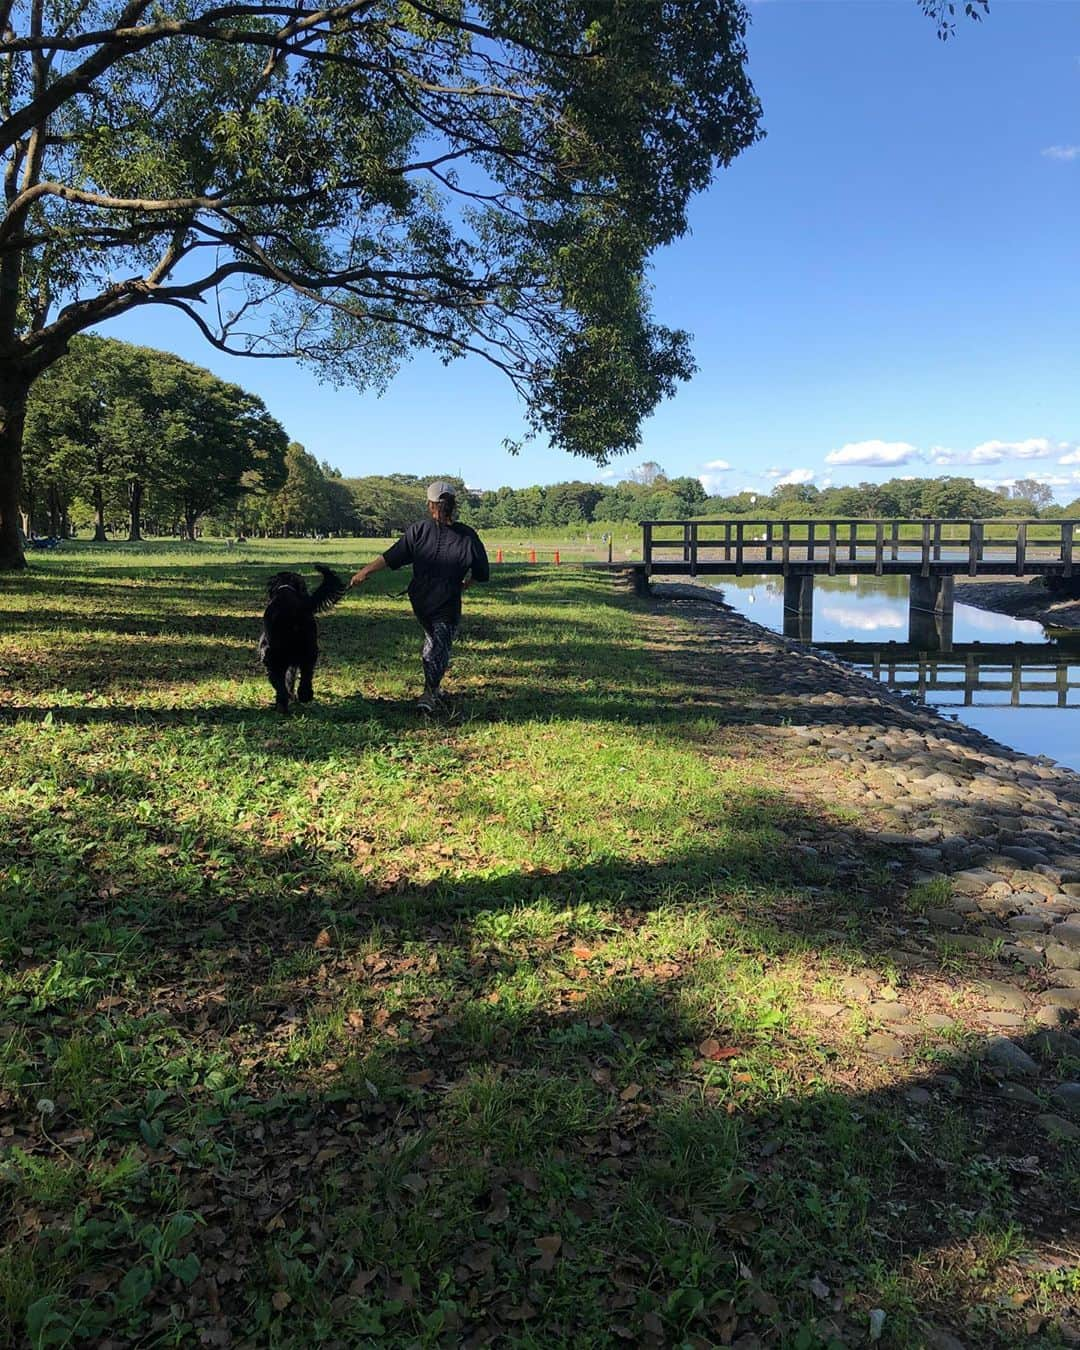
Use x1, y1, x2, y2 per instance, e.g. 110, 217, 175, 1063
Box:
416, 690, 437, 713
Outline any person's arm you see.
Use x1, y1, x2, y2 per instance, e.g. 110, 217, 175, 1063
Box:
467, 530, 490, 586
349, 554, 388, 588
352, 526, 415, 587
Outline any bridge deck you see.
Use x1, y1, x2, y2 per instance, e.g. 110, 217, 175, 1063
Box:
642, 517, 1079, 579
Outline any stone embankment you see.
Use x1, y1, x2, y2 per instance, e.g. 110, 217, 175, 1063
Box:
651, 580, 1080, 1142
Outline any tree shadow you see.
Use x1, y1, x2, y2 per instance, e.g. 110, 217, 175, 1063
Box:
5, 566, 1080, 1346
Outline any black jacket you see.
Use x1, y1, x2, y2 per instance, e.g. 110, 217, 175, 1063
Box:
383, 518, 489, 624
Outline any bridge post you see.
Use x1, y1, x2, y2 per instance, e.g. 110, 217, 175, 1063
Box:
783, 573, 813, 641
908, 574, 954, 651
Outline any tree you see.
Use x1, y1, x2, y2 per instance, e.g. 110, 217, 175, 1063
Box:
919, 476, 1002, 520
0, 3, 768, 569
22, 335, 134, 541
269, 443, 329, 537
24, 337, 287, 540
1011, 478, 1054, 512
666, 476, 708, 513
630, 462, 666, 487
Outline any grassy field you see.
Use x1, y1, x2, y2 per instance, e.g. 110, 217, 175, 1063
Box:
1, 541, 1077, 1348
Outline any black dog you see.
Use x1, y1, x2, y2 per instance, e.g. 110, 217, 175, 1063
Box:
258, 564, 346, 711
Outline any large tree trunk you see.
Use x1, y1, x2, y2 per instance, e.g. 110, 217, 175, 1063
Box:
185, 508, 198, 540
128, 479, 143, 541
0, 368, 30, 570
92, 484, 108, 542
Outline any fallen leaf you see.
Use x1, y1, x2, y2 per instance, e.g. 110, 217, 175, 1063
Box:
571, 947, 593, 960
57, 1129, 94, 1146
485, 1187, 510, 1224
271, 1290, 291, 1311
314, 929, 331, 949
698, 1038, 740, 1061
532, 1234, 562, 1271
348, 1269, 378, 1295
406, 1069, 434, 1087
619, 1082, 642, 1102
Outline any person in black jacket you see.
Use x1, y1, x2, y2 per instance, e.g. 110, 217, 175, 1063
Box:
350, 481, 489, 711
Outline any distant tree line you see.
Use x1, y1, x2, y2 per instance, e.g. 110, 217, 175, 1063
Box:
695, 476, 1079, 522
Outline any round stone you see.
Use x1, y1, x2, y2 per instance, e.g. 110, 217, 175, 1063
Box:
1038, 1113, 1080, 1142
987, 1037, 1039, 1077
1040, 989, 1080, 1010
1051, 1083, 1080, 1117
865, 1033, 905, 1061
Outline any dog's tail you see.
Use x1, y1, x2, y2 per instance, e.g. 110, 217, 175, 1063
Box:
309, 563, 347, 614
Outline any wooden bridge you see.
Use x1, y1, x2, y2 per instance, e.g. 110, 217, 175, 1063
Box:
641, 517, 1080, 640
815, 642, 1080, 710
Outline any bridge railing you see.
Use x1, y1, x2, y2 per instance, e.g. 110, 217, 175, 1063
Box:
641, 517, 1080, 578
858, 648, 1080, 709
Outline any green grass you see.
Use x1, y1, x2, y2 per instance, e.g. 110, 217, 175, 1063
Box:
0, 541, 1076, 1348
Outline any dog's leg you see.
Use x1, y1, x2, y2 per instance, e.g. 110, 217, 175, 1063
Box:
296, 663, 315, 703
266, 664, 291, 713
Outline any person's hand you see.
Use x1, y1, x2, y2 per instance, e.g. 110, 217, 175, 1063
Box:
349, 569, 368, 588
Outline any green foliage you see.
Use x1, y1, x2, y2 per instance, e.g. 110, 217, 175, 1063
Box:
22, 338, 287, 539
696, 476, 1046, 522
2, 0, 770, 567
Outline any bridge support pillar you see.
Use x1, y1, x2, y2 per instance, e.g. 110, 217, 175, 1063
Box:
783, 573, 814, 642
908, 574, 955, 652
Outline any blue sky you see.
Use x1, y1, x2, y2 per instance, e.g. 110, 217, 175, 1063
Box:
110, 1, 1080, 498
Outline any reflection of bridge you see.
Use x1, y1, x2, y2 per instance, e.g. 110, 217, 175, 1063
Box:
814, 642, 1080, 709
642, 517, 1080, 636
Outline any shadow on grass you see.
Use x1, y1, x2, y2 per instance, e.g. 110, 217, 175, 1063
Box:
3, 562, 1080, 1347
7, 929, 1078, 1348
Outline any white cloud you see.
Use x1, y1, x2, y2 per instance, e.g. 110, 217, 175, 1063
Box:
1059, 447, 1080, 464
1042, 145, 1080, 161
698, 460, 734, 495
774, 467, 815, 486
972, 437, 1055, 461
820, 604, 904, 633
825, 440, 919, 467
932, 438, 1062, 466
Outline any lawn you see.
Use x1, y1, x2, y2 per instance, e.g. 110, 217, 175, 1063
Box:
0, 541, 1077, 1348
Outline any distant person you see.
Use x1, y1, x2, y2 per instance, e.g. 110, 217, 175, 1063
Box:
349, 481, 489, 712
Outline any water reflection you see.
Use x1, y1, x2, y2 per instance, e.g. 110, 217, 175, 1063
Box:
716, 574, 1080, 770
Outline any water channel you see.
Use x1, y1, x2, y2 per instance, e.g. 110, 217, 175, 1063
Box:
714, 573, 1080, 772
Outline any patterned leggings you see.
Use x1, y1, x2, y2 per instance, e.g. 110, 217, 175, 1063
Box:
421, 619, 457, 692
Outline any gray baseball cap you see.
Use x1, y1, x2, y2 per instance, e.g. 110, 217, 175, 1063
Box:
426, 480, 457, 501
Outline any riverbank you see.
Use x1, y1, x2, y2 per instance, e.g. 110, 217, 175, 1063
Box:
2, 549, 1080, 1347
954, 574, 1080, 632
